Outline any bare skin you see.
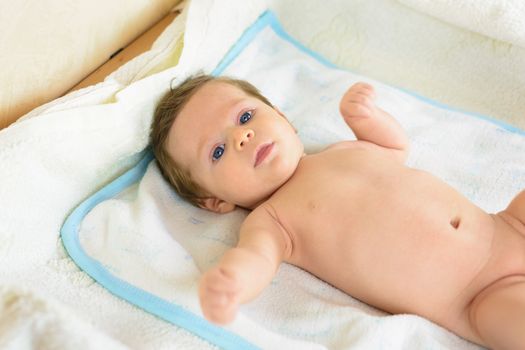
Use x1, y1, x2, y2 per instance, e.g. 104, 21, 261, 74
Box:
167, 81, 525, 349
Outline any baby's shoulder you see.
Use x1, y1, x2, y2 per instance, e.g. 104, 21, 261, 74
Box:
242, 202, 294, 239
241, 203, 294, 258
321, 140, 384, 153
320, 140, 406, 164
244, 202, 284, 230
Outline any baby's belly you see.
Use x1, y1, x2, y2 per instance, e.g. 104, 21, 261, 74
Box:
305, 208, 493, 315
285, 167, 510, 322
296, 209, 525, 342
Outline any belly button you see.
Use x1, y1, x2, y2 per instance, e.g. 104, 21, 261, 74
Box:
450, 216, 461, 229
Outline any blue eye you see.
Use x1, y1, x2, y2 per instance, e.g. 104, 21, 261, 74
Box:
239, 111, 252, 124
212, 144, 225, 161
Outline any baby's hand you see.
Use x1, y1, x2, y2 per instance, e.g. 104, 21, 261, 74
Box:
199, 266, 242, 325
339, 82, 376, 120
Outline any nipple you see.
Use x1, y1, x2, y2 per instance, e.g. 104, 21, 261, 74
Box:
450, 216, 461, 229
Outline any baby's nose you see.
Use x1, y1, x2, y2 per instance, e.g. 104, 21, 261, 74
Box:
233, 128, 254, 151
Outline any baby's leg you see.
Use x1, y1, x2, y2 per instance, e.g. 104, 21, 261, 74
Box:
468, 190, 525, 348
504, 189, 525, 225
468, 275, 525, 349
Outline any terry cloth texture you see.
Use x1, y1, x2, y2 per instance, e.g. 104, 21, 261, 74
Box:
64, 11, 525, 350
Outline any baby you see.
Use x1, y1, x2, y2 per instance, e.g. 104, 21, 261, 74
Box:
150, 74, 525, 350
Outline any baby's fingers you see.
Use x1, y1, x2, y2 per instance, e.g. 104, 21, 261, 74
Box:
348, 82, 375, 96
199, 282, 239, 323
202, 298, 239, 325
198, 267, 243, 324
340, 82, 377, 119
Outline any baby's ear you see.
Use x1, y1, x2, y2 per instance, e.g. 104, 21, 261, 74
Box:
198, 197, 236, 213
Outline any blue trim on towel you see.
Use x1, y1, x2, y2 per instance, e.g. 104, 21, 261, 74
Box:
395, 86, 525, 135
61, 9, 525, 350
61, 149, 258, 350
213, 11, 338, 76
215, 11, 524, 136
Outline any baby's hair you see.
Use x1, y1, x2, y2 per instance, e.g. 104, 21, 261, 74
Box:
150, 74, 273, 207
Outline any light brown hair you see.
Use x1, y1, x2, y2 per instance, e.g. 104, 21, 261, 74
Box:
150, 74, 273, 207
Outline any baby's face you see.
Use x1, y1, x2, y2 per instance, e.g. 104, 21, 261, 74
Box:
167, 81, 304, 210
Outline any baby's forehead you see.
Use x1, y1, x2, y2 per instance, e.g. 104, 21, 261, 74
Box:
197, 80, 248, 99
181, 81, 251, 116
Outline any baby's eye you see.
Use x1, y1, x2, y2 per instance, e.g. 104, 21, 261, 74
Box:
239, 110, 252, 124
212, 144, 225, 161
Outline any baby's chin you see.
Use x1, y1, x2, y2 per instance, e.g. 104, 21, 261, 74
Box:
237, 147, 304, 210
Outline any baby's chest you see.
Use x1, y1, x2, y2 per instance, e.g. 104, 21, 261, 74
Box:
277, 162, 407, 235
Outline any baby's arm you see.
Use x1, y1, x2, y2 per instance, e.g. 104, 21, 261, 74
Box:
339, 82, 409, 162
199, 207, 290, 325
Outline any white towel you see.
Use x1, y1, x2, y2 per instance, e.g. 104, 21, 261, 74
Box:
66, 11, 525, 350
397, 0, 525, 47
0, 286, 128, 350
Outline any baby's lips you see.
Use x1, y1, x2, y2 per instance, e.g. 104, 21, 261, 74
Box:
254, 142, 274, 167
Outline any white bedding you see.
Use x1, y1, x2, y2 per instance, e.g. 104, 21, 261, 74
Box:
0, 0, 181, 129
68, 12, 525, 349
1, 0, 525, 349
398, 0, 525, 48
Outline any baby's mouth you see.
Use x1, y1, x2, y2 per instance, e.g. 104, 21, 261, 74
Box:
254, 142, 274, 167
